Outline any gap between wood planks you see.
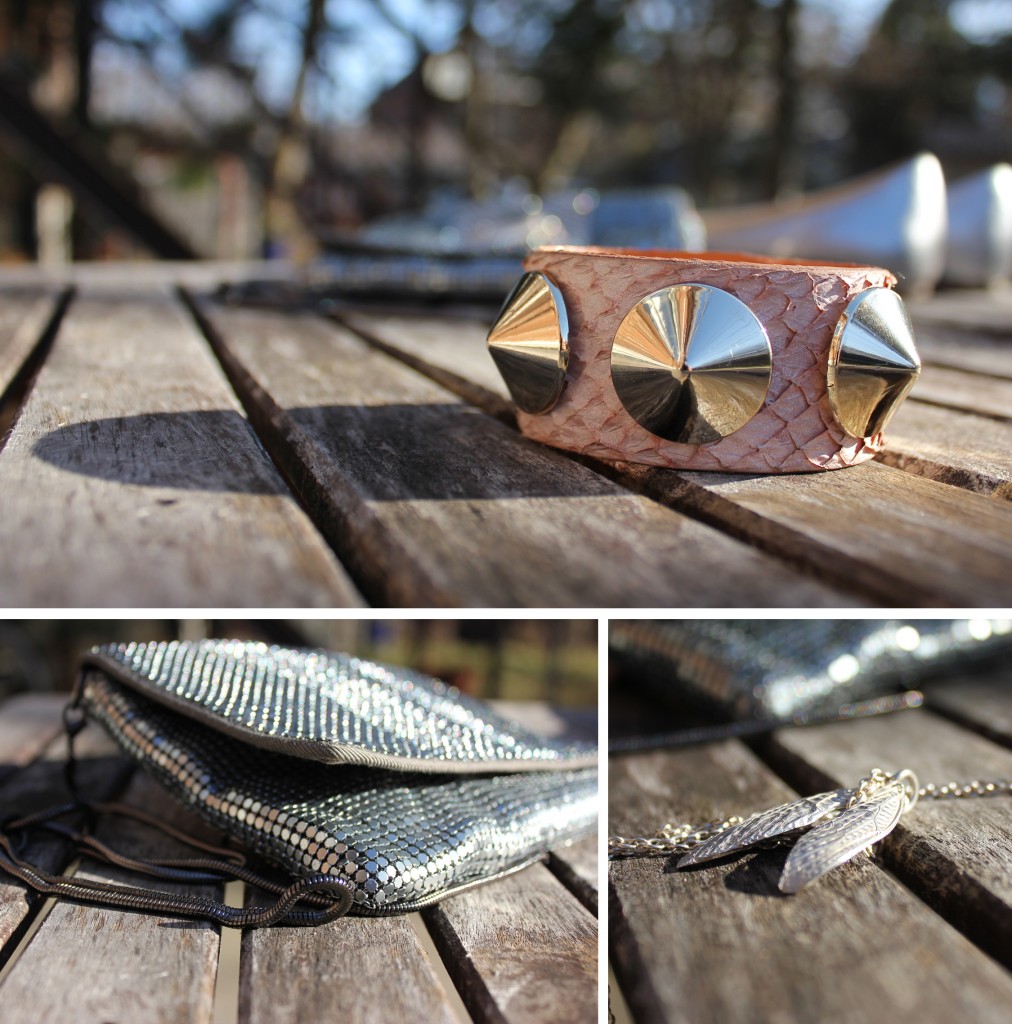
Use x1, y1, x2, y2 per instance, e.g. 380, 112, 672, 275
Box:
608, 961, 635, 1024
407, 913, 477, 1024
0, 883, 70, 985
0, 289, 73, 453
328, 311, 997, 607
177, 287, 391, 607
210, 880, 244, 1024
182, 292, 856, 607
546, 850, 597, 917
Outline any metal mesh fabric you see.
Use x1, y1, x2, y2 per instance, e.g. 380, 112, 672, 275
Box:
611, 619, 1012, 720
78, 643, 598, 914
83, 641, 596, 772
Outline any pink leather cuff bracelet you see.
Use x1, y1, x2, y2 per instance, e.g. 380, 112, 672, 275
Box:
487, 246, 921, 473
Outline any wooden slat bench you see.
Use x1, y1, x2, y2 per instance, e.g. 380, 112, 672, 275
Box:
608, 664, 1012, 1024
0, 692, 597, 1024
0, 265, 1010, 607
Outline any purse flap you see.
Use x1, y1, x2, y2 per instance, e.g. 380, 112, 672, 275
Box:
81, 640, 597, 773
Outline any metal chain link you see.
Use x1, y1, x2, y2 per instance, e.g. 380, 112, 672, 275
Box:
608, 775, 1012, 859
918, 778, 1012, 800
608, 815, 744, 858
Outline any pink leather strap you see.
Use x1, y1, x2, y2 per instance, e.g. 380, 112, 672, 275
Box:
517, 246, 898, 473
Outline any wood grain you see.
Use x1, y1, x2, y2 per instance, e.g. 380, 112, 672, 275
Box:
609, 741, 1012, 1024
426, 862, 597, 1024
907, 289, 1012, 336
911, 364, 1012, 422
0, 288, 360, 607
194, 298, 853, 607
762, 709, 1012, 969
239, 908, 460, 1024
0, 773, 223, 1024
880, 400, 1012, 499
912, 321, 1012, 381
340, 310, 514, 420
343, 307, 1012, 605
921, 676, 1012, 748
629, 461, 1012, 606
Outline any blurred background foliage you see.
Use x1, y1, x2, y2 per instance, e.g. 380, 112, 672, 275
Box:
0, 619, 598, 706
0, 0, 1009, 261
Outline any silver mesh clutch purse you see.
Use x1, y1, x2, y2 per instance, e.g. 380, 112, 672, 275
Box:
611, 619, 1012, 720
76, 640, 597, 915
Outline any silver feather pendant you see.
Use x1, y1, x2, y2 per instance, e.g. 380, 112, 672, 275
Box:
778, 782, 907, 893
675, 769, 918, 892
677, 788, 851, 869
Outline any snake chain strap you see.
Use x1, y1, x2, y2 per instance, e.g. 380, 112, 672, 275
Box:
608, 770, 1012, 893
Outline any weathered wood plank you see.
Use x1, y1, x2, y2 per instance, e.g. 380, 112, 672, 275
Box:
609, 741, 1012, 1024
340, 310, 513, 418
343, 309, 1012, 605
0, 288, 361, 607
908, 290, 1012, 336
921, 676, 1012, 748
0, 773, 222, 1024
910, 365, 1012, 422
194, 299, 855, 607
762, 708, 1012, 970
0, 694, 66, 785
426, 862, 597, 1024
239, 909, 460, 1024
0, 290, 64, 401
0, 261, 292, 290
548, 836, 598, 915
628, 462, 1012, 606
912, 321, 1012, 381
880, 401, 1012, 499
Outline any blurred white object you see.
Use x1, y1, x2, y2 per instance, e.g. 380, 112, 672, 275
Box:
359, 183, 705, 254
591, 188, 706, 250
945, 163, 1012, 289
702, 153, 947, 296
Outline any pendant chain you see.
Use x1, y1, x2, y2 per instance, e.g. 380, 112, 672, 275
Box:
608, 776, 1012, 859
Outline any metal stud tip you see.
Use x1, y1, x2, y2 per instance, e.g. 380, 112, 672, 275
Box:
610, 283, 772, 444
487, 272, 569, 414
828, 287, 921, 438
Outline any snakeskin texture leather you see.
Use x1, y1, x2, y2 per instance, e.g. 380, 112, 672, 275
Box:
521, 247, 897, 472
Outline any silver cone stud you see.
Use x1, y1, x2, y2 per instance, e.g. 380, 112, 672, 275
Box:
487, 272, 569, 414
828, 287, 921, 438
610, 283, 772, 444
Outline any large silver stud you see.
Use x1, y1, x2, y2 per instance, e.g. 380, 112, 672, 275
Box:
487, 272, 569, 414
610, 283, 772, 444
828, 287, 921, 438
